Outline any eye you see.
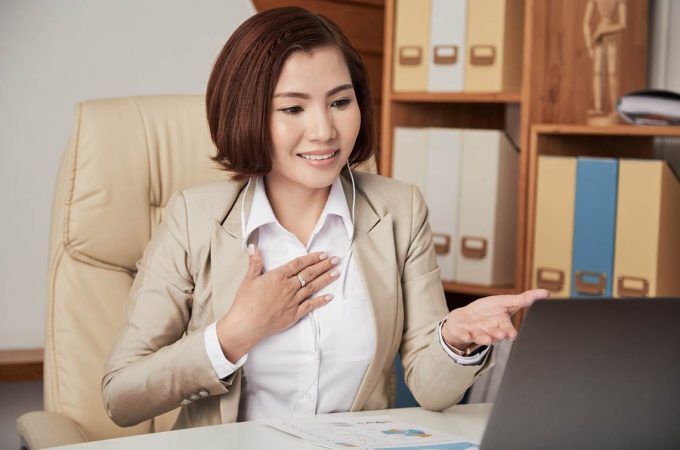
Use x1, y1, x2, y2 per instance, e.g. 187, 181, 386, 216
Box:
331, 98, 352, 109
279, 106, 303, 115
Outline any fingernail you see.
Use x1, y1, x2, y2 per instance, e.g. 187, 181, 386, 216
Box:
324, 294, 334, 301
319, 252, 328, 260
248, 243, 255, 255
330, 269, 340, 278
330, 257, 340, 265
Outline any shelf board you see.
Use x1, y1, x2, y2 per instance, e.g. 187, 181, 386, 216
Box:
391, 91, 521, 103
0, 348, 43, 382
533, 123, 680, 137
442, 281, 519, 297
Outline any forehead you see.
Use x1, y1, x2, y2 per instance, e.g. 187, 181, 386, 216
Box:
274, 46, 352, 93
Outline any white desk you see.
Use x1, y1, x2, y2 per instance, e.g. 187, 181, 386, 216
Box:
49, 403, 492, 450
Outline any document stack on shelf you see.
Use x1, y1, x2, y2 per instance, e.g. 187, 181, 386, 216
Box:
616, 89, 680, 126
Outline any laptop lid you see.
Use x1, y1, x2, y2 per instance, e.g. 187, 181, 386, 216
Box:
480, 298, 680, 450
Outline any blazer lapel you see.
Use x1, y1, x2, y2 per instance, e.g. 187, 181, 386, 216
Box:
210, 180, 254, 321
209, 180, 251, 423
341, 175, 400, 410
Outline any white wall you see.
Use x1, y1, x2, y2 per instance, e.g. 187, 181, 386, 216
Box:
0, 2, 254, 448
649, 0, 680, 170
0, 0, 255, 350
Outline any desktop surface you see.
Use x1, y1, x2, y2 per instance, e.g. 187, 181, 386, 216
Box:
46, 403, 492, 450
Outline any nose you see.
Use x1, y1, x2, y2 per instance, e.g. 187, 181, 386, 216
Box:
307, 107, 336, 142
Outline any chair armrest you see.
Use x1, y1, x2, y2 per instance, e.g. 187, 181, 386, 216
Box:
16, 411, 88, 450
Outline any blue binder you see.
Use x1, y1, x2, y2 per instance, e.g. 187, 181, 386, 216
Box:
571, 158, 619, 298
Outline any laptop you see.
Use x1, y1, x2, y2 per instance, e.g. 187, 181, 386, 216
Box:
479, 298, 680, 450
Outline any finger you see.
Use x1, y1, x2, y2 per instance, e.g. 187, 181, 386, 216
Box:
297, 256, 341, 290
278, 252, 329, 278
498, 289, 550, 315
247, 244, 264, 278
295, 265, 341, 301
481, 315, 517, 340
470, 330, 495, 346
296, 294, 334, 320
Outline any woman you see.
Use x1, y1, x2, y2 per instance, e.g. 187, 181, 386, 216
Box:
102, 6, 549, 429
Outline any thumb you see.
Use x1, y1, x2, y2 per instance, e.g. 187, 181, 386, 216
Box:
247, 244, 264, 277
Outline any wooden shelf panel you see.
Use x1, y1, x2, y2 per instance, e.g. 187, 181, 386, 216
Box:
0, 348, 43, 382
442, 281, 520, 297
533, 124, 680, 137
391, 91, 522, 103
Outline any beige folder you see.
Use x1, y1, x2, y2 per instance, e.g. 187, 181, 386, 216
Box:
464, 0, 524, 92
613, 160, 680, 297
393, 0, 432, 92
532, 156, 577, 298
455, 130, 518, 286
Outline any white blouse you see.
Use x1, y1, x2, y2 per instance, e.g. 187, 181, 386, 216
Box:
203, 175, 487, 422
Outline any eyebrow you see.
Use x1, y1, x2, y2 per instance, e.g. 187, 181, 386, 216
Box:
273, 83, 353, 99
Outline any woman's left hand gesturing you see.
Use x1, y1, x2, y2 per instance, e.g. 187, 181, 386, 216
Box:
441, 289, 550, 351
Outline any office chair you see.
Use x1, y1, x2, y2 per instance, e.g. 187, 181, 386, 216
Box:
15, 95, 384, 449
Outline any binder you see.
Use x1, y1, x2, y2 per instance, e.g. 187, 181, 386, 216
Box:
455, 130, 518, 286
614, 160, 680, 297
571, 158, 618, 298
392, 127, 461, 281
392, 127, 428, 189
532, 156, 577, 298
464, 0, 524, 92
424, 128, 462, 280
393, 0, 431, 92
427, 0, 467, 92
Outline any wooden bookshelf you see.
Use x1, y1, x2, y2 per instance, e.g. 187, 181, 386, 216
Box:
391, 92, 522, 103
442, 282, 520, 297
380, 0, 649, 300
532, 124, 680, 137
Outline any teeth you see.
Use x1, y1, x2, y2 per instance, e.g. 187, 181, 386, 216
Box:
300, 151, 337, 161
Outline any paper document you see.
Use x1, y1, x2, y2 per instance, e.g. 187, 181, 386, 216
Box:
266, 414, 479, 450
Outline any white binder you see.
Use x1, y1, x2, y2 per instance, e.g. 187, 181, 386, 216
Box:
428, 0, 467, 92
392, 127, 462, 281
455, 129, 518, 286
392, 127, 428, 189
424, 128, 462, 280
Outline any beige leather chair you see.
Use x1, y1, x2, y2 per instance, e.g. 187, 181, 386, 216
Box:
16, 95, 377, 449
15, 95, 229, 449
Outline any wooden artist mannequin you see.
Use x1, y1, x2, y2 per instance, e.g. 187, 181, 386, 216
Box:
583, 0, 627, 126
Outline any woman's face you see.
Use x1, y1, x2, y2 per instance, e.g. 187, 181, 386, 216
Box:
268, 46, 361, 192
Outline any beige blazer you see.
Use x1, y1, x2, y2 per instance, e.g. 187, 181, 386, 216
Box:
102, 171, 494, 429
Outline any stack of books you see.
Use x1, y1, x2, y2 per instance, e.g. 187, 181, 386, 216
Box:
616, 89, 680, 126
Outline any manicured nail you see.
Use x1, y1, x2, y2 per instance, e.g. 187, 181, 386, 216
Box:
248, 244, 255, 255
324, 294, 334, 301
330, 269, 340, 278
319, 252, 328, 260
331, 257, 340, 265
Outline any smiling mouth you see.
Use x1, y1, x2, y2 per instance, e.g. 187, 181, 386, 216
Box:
298, 150, 339, 161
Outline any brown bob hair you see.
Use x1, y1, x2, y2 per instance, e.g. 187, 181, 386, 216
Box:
206, 7, 375, 181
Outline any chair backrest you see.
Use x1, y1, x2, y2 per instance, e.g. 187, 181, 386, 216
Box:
45, 95, 378, 441
45, 96, 225, 440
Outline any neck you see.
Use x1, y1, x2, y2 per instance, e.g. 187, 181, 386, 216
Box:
263, 174, 332, 244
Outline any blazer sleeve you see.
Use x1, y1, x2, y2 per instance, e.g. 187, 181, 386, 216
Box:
102, 192, 234, 427
399, 185, 495, 411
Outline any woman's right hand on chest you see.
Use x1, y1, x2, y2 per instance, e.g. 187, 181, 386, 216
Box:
215, 244, 340, 361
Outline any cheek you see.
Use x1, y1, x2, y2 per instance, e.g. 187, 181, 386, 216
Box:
341, 107, 362, 142
270, 117, 300, 153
